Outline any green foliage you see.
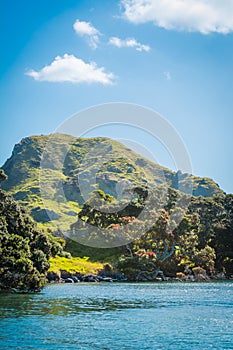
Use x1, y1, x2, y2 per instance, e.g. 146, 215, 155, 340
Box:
0, 134, 224, 236
0, 190, 64, 291
187, 194, 233, 275
67, 184, 233, 278
0, 134, 231, 280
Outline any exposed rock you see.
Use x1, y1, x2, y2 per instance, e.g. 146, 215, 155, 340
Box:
31, 207, 60, 223
64, 278, 74, 283
82, 274, 99, 282
213, 272, 226, 280
60, 270, 73, 280
65, 210, 77, 216
46, 271, 61, 283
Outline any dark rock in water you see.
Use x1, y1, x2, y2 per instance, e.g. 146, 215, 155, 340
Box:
71, 276, 80, 283
212, 272, 226, 280
47, 270, 83, 283
99, 265, 127, 281
101, 277, 113, 282
98, 276, 114, 282
47, 271, 61, 282
64, 278, 74, 283
135, 269, 165, 282
82, 274, 99, 282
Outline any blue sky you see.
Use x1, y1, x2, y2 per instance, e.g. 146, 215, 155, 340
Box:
1, 0, 233, 193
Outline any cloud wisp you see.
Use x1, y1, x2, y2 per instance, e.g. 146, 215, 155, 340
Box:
73, 19, 101, 49
121, 0, 233, 34
164, 71, 171, 81
109, 36, 150, 51
26, 54, 115, 85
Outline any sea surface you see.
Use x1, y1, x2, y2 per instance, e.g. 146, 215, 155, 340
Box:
0, 282, 233, 349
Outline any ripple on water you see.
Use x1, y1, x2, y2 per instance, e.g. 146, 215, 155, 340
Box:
0, 282, 233, 350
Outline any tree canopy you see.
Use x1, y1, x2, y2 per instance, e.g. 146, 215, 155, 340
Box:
0, 178, 64, 291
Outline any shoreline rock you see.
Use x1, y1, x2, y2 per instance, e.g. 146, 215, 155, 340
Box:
46, 268, 230, 284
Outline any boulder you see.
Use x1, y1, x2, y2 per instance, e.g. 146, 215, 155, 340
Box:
47, 271, 61, 283
82, 274, 99, 282
64, 278, 74, 283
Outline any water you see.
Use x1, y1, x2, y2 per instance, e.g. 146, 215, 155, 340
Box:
0, 282, 233, 350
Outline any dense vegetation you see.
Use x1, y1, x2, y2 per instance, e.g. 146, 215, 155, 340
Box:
70, 187, 233, 280
0, 169, 65, 291
0, 134, 223, 233
0, 135, 232, 284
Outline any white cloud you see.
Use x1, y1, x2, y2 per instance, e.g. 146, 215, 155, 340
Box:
109, 36, 150, 51
121, 0, 233, 34
26, 54, 115, 85
164, 71, 171, 80
73, 19, 100, 49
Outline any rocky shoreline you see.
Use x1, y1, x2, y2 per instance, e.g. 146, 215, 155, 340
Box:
4, 270, 231, 294
46, 269, 128, 284
46, 268, 232, 284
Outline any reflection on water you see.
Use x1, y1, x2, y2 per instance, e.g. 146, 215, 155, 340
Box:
0, 293, 154, 318
0, 283, 233, 350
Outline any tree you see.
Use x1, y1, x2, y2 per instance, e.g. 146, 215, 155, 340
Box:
0, 190, 63, 291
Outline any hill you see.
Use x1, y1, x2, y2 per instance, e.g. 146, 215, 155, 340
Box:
0, 136, 232, 280
0, 134, 224, 233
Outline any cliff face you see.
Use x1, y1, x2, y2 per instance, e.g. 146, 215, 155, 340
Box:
0, 133, 224, 229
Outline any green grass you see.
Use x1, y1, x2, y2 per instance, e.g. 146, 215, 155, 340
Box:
48, 256, 104, 275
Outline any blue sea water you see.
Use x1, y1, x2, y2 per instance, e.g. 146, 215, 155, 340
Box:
0, 282, 233, 350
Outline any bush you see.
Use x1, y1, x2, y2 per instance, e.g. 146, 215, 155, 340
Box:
0, 189, 64, 291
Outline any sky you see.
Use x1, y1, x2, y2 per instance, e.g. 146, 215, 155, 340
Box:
1, 0, 233, 193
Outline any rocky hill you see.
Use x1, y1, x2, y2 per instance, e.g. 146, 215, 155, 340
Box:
0, 134, 224, 232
